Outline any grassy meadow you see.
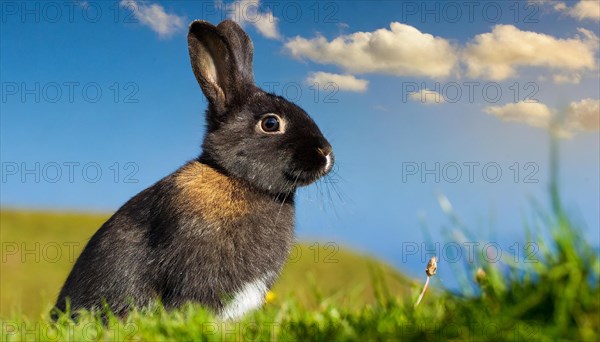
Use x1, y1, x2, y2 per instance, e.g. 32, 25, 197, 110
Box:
1, 186, 599, 340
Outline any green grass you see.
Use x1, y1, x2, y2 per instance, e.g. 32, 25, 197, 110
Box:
1, 210, 110, 318
1, 183, 599, 340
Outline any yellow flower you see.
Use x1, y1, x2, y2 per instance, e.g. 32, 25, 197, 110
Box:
475, 267, 487, 284
265, 291, 276, 304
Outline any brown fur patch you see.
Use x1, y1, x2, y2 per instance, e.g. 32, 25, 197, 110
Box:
175, 162, 251, 224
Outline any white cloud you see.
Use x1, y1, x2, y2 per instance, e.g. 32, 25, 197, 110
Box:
552, 73, 582, 84
285, 22, 598, 84
224, 0, 281, 40
306, 72, 369, 92
285, 22, 458, 78
484, 99, 600, 137
553, 2, 568, 11
567, 1, 600, 21
539, 0, 600, 21
374, 105, 389, 112
565, 98, 600, 132
120, 0, 185, 38
484, 101, 552, 129
408, 89, 445, 105
463, 25, 598, 80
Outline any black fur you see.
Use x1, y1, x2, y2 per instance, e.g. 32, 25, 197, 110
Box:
54, 20, 333, 318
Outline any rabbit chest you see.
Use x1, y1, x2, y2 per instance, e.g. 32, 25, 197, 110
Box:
165, 161, 295, 317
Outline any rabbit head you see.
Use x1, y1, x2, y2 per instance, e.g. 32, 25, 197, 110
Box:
188, 20, 334, 195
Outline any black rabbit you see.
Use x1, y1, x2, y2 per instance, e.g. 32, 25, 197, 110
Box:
54, 19, 334, 320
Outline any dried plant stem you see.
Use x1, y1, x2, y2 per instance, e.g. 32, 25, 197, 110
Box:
414, 275, 430, 307
414, 256, 437, 308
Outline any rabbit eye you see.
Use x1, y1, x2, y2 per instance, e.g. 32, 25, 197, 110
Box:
260, 115, 281, 133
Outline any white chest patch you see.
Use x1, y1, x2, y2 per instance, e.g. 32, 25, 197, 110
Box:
220, 272, 274, 320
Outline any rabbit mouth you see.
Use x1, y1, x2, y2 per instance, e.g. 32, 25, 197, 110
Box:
284, 154, 334, 186
283, 170, 322, 186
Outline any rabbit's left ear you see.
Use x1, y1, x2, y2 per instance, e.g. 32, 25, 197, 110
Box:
188, 20, 252, 112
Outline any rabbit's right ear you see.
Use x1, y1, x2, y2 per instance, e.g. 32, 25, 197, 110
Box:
188, 20, 241, 112
217, 20, 254, 85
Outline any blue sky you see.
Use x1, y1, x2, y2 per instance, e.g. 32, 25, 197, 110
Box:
2, 0, 599, 286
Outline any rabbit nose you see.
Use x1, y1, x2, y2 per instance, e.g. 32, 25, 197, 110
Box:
318, 145, 332, 156
317, 146, 334, 174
